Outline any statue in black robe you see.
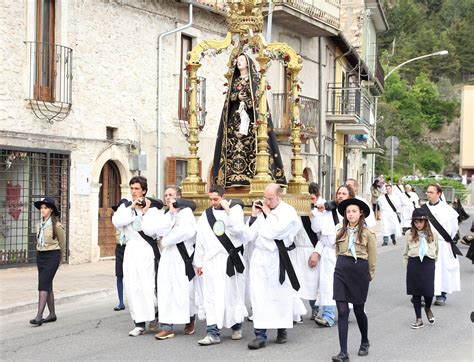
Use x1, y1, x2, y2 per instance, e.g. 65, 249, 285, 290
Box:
211, 53, 286, 188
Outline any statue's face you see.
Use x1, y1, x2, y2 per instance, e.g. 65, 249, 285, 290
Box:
237, 55, 248, 71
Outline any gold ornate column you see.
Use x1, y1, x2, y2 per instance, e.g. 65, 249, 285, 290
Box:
181, 62, 206, 197
249, 52, 273, 195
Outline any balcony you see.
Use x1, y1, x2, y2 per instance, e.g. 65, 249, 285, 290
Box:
25, 41, 73, 123
326, 84, 371, 135
271, 93, 320, 143
264, 0, 340, 36
176, 0, 226, 14
369, 58, 385, 95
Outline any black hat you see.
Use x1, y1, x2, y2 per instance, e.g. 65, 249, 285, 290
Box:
337, 198, 371, 218
411, 208, 431, 220
34, 197, 59, 216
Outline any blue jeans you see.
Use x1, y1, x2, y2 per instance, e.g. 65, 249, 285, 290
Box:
207, 323, 242, 338
254, 328, 286, 341
160, 315, 195, 332
321, 305, 336, 327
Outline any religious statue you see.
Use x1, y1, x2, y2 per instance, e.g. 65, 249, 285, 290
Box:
211, 53, 286, 188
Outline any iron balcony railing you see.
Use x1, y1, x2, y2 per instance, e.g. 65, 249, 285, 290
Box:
374, 58, 385, 89
326, 84, 371, 125
272, 93, 320, 137
269, 0, 340, 29
25, 41, 73, 123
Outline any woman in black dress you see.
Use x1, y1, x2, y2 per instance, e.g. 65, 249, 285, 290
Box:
31, 197, 65, 326
332, 198, 376, 361
403, 208, 439, 329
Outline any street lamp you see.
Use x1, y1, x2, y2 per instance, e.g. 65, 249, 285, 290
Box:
384, 50, 448, 81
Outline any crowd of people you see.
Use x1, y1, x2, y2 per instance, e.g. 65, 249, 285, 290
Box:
30, 174, 468, 361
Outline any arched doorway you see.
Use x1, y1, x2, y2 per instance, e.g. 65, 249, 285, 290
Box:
98, 161, 121, 257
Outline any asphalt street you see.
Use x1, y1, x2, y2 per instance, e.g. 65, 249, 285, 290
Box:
1, 216, 473, 361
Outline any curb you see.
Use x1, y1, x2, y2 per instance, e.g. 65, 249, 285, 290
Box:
0, 288, 115, 316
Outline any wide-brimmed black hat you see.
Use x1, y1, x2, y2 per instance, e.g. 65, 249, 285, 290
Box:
411, 207, 431, 220
34, 197, 59, 216
337, 198, 371, 218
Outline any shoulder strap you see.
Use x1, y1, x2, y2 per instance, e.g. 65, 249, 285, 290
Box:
385, 194, 401, 223
331, 208, 339, 226
301, 216, 318, 247
421, 204, 462, 258
176, 242, 195, 281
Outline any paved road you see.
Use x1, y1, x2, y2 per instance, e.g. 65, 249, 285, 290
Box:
1, 217, 473, 361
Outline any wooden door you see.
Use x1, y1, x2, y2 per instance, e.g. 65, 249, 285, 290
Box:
98, 161, 121, 257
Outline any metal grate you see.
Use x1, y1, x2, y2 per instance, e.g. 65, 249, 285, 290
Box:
0, 147, 70, 267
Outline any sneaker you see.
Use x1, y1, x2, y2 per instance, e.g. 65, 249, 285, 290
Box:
231, 329, 242, 340
434, 298, 446, 306
410, 320, 424, 329
332, 352, 349, 361
155, 330, 175, 340
198, 335, 221, 346
382, 242, 388, 246
314, 316, 329, 327
424, 308, 435, 324
148, 318, 160, 332
276, 329, 287, 344
293, 316, 303, 324
247, 315, 253, 322
128, 327, 145, 337
184, 321, 195, 335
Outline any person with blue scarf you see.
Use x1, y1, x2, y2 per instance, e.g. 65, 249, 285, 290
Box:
332, 198, 376, 362
31, 197, 65, 326
403, 208, 439, 329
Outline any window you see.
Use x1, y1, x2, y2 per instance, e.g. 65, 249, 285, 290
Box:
35, 0, 55, 101
166, 157, 202, 188
179, 35, 193, 121
106, 127, 117, 140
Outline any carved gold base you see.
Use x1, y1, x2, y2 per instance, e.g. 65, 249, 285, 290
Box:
287, 178, 309, 195
249, 178, 272, 196
180, 178, 206, 198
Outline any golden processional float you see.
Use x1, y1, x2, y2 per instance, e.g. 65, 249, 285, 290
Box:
181, 0, 310, 215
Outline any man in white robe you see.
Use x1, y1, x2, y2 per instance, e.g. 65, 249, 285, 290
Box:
378, 184, 402, 245
141, 186, 197, 340
345, 179, 376, 228
424, 184, 461, 306
194, 185, 248, 345
245, 184, 303, 350
399, 184, 419, 234
290, 182, 324, 323
112, 176, 158, 337
311, 185, 354, 328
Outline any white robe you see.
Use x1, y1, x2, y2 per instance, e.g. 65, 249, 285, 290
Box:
141, 207, 197, 325
399, 192, 416, 228
311, 204, 342, 307
378, 193, 402, 237
425, 202, 461, 295
245, 201, 304, 329
194, 205, 248, 329
289, 209, 321, 301
112, 202, 157, 323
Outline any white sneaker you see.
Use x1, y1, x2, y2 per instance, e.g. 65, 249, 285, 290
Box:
128, 327, 145, 337
293, 316, 303, 324
198, 335, 221, 345
231, 330, 242, 340
247, 315, 253, 322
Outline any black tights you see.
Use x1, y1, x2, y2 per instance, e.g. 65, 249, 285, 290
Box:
336, 301, 369, 354
34, 290, 56, 322
412, 295, 433, 318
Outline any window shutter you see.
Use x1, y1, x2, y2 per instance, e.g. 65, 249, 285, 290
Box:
166, 157, 177, 187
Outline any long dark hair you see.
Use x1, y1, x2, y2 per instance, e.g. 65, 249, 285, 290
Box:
39, 208, 59, 240
336, 209, 367, 242
409, 219, 434, 244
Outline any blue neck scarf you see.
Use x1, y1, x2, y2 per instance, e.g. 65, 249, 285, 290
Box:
38, 217, 52, 247
347, 226, 358, 262
418, 231, 428, 262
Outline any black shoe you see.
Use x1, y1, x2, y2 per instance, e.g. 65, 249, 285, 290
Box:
358, 342, 370, 356
43, 315, 57, 323
276, 329, 287, 344
314, 316, 329, 327
29, 318, 44, 326
248, 338, 266, 349
114, 305, 125, 311
332, 352, 350, 361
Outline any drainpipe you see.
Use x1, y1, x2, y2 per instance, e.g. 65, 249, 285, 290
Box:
318, 37, 325, 197
266, 0, 273, 43
156, 4, 193, 198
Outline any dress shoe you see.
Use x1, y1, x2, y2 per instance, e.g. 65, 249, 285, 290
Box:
114, 305, 125, 311
155, 330, 175, 340
247, 338, 266, 349
358, 342, 370, 356
314, 316, 329, 327
29, 318, 44, 326
424, 308, 435, 324
276, 329, 287, 344
410, 320, 424, 329
331, 352, 350, 361
184, 321, 195, 335
43, 316, 57, 323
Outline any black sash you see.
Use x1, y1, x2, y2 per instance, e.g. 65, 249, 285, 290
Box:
301, 216, 318, 247
385, 194, 401, 223
421, 204, 462, 258
205, 207, 245, 277
396, 184, 403, 193
331, 209, 339, 226
176, 242, 195, 281
274, 240, 300, 291
405, 192, 416, 207
138, 231, 160, 293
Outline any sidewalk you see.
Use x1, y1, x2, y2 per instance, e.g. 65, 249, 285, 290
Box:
0, 259, 116, 316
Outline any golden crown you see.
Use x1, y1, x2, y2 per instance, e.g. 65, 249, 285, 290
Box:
226, 0, 264, 34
